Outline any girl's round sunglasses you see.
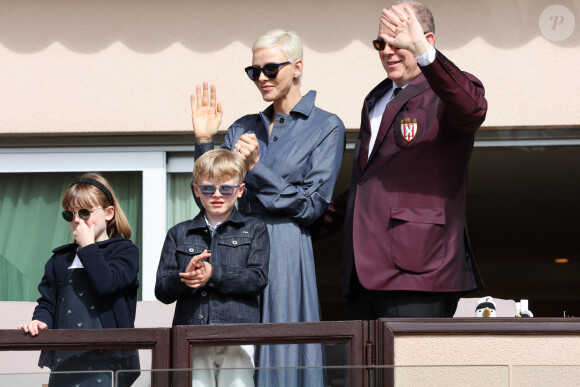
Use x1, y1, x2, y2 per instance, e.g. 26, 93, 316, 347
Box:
62, 208, 102, 222
194, 184, 241, 197
244, 62, 291, 81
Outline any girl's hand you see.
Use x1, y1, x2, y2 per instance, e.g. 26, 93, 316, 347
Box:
191, 82, 223, 143
73, 220, 96, 249
17, 320, 47, 336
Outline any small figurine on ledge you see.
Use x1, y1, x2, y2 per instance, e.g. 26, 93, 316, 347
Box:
516, 299, 534, 317
475, 296, 497, 317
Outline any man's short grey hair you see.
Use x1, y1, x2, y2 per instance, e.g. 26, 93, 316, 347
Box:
394, 0, 435, 34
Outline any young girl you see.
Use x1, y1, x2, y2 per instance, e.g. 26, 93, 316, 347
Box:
18, 172, 140, 387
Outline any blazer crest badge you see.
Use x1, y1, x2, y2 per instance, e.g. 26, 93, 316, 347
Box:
400, 118, 418, 141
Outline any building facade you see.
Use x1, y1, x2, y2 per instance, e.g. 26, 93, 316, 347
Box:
1, 0, 579, 317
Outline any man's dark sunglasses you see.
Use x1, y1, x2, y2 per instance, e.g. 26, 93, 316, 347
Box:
244, 62, 291, 81
372, 39, 389, 51
373, 33, 431, 51
194, 184, 241, 197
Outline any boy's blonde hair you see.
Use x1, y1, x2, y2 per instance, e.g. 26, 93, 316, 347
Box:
193, 149, 246, 183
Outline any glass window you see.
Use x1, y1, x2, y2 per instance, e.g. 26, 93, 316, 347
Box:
0, 172, 142, 301
167, 173, 200, 229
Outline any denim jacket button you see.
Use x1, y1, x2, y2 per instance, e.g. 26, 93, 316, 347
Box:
197, 314, 203, 320
201, 291, 207, 297
208, 283, 215, 287
232, 240, 238, 245
188, 248, 194, 253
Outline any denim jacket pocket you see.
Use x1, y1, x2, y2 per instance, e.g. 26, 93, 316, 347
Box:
216, 237, 252, 266
175, 243, 207, 268
390, 207, 446, 274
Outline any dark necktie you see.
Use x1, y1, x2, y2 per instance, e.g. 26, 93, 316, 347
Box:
359, 86, 403, 169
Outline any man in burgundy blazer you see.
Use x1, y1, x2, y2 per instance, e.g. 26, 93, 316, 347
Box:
341, 1, 487, 318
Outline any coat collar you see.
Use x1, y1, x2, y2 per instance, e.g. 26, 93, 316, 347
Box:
365, 78, 395, 112
360, 74, 430, 171
52, 237, 127, 254
259, 90, 317, 128
365, 74, 427, 110
187, 207, 246, 231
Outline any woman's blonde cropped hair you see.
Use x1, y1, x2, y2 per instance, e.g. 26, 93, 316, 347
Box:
253, 29, 303, 80
193, 149, 246, 183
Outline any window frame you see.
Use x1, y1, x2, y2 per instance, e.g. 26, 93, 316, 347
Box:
0, 146, 172, 301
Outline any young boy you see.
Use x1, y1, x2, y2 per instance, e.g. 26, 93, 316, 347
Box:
155, 149, 269, 387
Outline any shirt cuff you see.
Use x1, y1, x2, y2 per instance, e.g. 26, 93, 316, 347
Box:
416, 45, 436, 66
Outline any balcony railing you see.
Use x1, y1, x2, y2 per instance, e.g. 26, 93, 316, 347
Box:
1, 318, 580, 386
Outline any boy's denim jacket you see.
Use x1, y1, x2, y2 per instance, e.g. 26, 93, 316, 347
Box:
155, 208, 269, 325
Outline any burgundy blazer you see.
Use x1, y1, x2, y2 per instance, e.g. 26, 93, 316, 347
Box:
341, 50, 487, 296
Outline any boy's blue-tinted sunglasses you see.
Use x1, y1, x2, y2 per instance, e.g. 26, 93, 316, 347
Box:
194, 184, 241, 197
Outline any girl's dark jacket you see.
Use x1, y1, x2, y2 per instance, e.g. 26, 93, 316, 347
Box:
33, 237, 139, 330
33, 237, 140, 375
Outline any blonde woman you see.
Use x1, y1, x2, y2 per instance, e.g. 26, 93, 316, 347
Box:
192, 29, 346, 386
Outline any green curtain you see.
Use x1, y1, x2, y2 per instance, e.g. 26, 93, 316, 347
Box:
167, 173, 200, 230
0, 172, 142, 301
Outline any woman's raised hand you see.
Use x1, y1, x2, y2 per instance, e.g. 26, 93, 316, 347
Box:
191, 82, 223, 143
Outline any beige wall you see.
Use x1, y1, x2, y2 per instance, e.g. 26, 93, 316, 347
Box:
1, 0, 579, 136
395, 335, 580, 386
395, 335, 580, 366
